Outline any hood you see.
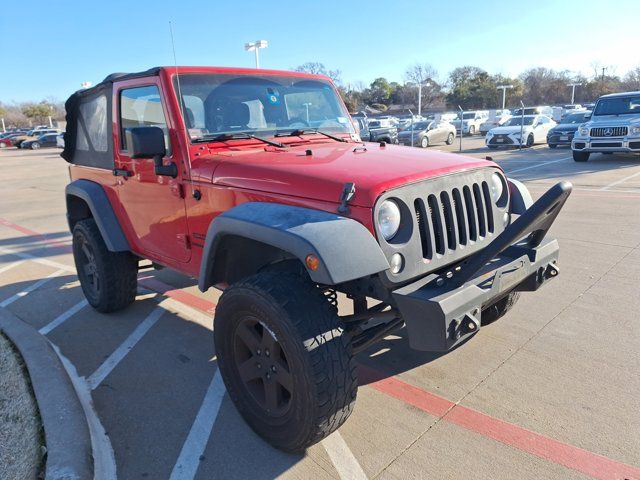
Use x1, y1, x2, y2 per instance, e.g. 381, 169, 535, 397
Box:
193, 142, 495, 208
587, 115, 640, 127
489, 125, 533, 135
550, 124, 580, 133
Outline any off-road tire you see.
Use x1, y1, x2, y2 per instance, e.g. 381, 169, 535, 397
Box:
481, 291, 520, 326
421, 136, 429, 148
573, 150, 589, 162
72, 218, 137, 313
446, 132, 455, 145
214, 272, 357, 452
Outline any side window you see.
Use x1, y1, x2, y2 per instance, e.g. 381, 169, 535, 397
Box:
120, 85, 171, 154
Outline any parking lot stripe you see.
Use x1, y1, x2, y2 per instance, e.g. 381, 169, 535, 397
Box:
0, 246, 76, 273
505, 157, 571, 174
0, 259, 25, 275
322, 431, 368, 480
362, 369, 640, 480
39, 299, 88, 335
138, 275, 216, 314
87, 304, 166, 390
599, 170, 640, 191
169, 368, 226, 480
0, 269, 65, 307
0, 217, 72, 251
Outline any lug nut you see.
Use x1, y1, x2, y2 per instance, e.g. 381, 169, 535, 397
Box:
256, 348, 261, 356
265, 349, 270, 357
266, 373, 271, 380
257, 363, 261, 369
271, 365, 276, 372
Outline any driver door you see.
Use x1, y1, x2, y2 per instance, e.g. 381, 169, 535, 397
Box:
114, 80, 191, 263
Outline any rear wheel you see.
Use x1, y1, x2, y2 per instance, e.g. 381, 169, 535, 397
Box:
573, 150, 590, 162
446, 132, 455, 145
214, 272, 357, 452
0, 142, 6, 148
72, 218, 138, 313
481, 291, 520, 326
468, 125, 476, 136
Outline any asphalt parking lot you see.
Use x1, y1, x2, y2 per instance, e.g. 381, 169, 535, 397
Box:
1, 141, 640, 480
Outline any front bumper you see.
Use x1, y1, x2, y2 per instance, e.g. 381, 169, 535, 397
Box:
547, 132, 575, 145
392, 181, 572, 351
572, 137, 640, 152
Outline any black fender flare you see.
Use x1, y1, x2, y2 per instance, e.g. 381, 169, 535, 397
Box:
198, 202, 390, 291
65, 179, 130, 252
508, 178, 533, 215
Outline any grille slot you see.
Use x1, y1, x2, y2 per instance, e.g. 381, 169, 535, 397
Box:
414, 181, 499, 261
590, 126, 628, 137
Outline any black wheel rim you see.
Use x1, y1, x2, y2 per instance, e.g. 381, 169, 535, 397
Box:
232, 316, 293, 417
77, 236, 100, 298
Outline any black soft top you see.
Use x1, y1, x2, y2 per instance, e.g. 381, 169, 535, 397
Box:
61, 67, 160, 166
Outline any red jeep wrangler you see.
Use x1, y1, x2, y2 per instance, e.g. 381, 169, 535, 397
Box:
62, 66, 571, 451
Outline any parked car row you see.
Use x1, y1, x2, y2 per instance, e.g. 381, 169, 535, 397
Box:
0, 127, 63, 149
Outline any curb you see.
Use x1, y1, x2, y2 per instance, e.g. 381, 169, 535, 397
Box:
0, 307, 93, 480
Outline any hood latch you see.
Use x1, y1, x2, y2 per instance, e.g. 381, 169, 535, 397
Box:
337, 182, 356, 215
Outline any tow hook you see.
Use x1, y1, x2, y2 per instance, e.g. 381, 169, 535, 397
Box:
459, 309, 481, 336
545, 263, 559, 279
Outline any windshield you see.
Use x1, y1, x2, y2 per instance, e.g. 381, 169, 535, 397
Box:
403, 122, 429, 131
561, 113, 588, 124
503, 117, 535, 126
593, 95, 640, 116
173, 73, 354, 141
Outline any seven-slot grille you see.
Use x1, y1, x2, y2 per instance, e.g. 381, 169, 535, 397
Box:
590, 126, 627, 137
414, 182, 494, 260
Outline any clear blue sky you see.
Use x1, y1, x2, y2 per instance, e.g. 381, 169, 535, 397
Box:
1, 0, 638, 102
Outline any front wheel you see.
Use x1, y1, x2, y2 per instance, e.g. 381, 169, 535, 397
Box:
31, 142, 40, 150
468, 125, 475, 136
421, 136, 429, 148
0, 142, 6, 148
526, 134, 534, 147
573, 150, 590, 162
446, 132, 455, 145
214, 272, 357, 452
72, 219, 138, 312
548, 143, 557, 149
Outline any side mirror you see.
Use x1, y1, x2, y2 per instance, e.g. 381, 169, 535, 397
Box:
584, 113, 592, 120
125, 126, 177, 178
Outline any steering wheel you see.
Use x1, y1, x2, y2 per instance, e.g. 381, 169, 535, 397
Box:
287, 117, 309, 129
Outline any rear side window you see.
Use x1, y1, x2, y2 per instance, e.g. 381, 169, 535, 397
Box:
76, 95, 108, 153
120, 85, 171, 153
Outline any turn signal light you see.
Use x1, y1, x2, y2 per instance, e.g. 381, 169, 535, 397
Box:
305, 254, 320, 271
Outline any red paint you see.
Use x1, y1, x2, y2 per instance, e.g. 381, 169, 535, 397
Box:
66, 66, 499, 277
137, 275, 216, 314
361, 366, 640, 480
0, 218, 72, 252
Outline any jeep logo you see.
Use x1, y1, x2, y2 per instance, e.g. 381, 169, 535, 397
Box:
604, 128, 613, 136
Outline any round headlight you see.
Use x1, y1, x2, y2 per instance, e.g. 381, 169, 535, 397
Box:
378, 199, 401, 240
578, 126, 589, 136
490, 173, 505, 203
631, 126, 640, 135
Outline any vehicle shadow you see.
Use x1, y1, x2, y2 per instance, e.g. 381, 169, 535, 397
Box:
0, 232, 72, 262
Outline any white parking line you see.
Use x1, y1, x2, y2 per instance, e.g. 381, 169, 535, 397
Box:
0, 269, 65, 307
322, 431, 368, 480
505, 156, 571, 175
0, 246, 76, 272
0, 260, 25, 275
599, 170, 640, 191
87, 304, 166, 390
169, 368, 226, 480
39, 299, 89, 335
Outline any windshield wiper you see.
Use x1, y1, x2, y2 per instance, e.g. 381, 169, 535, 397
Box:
276, 128, 348, 143
193, 132, 286, 148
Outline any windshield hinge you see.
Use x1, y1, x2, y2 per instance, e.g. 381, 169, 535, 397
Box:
337, 182, 356, 215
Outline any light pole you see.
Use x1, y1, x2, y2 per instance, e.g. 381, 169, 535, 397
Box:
417, 81, 430, 117
567, 83, 582, 104
496, 85, 513, 110
244, 40, 268, 68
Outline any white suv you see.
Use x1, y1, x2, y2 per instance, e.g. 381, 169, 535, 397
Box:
450, 110, 489, 136
571, 91, 640, 162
